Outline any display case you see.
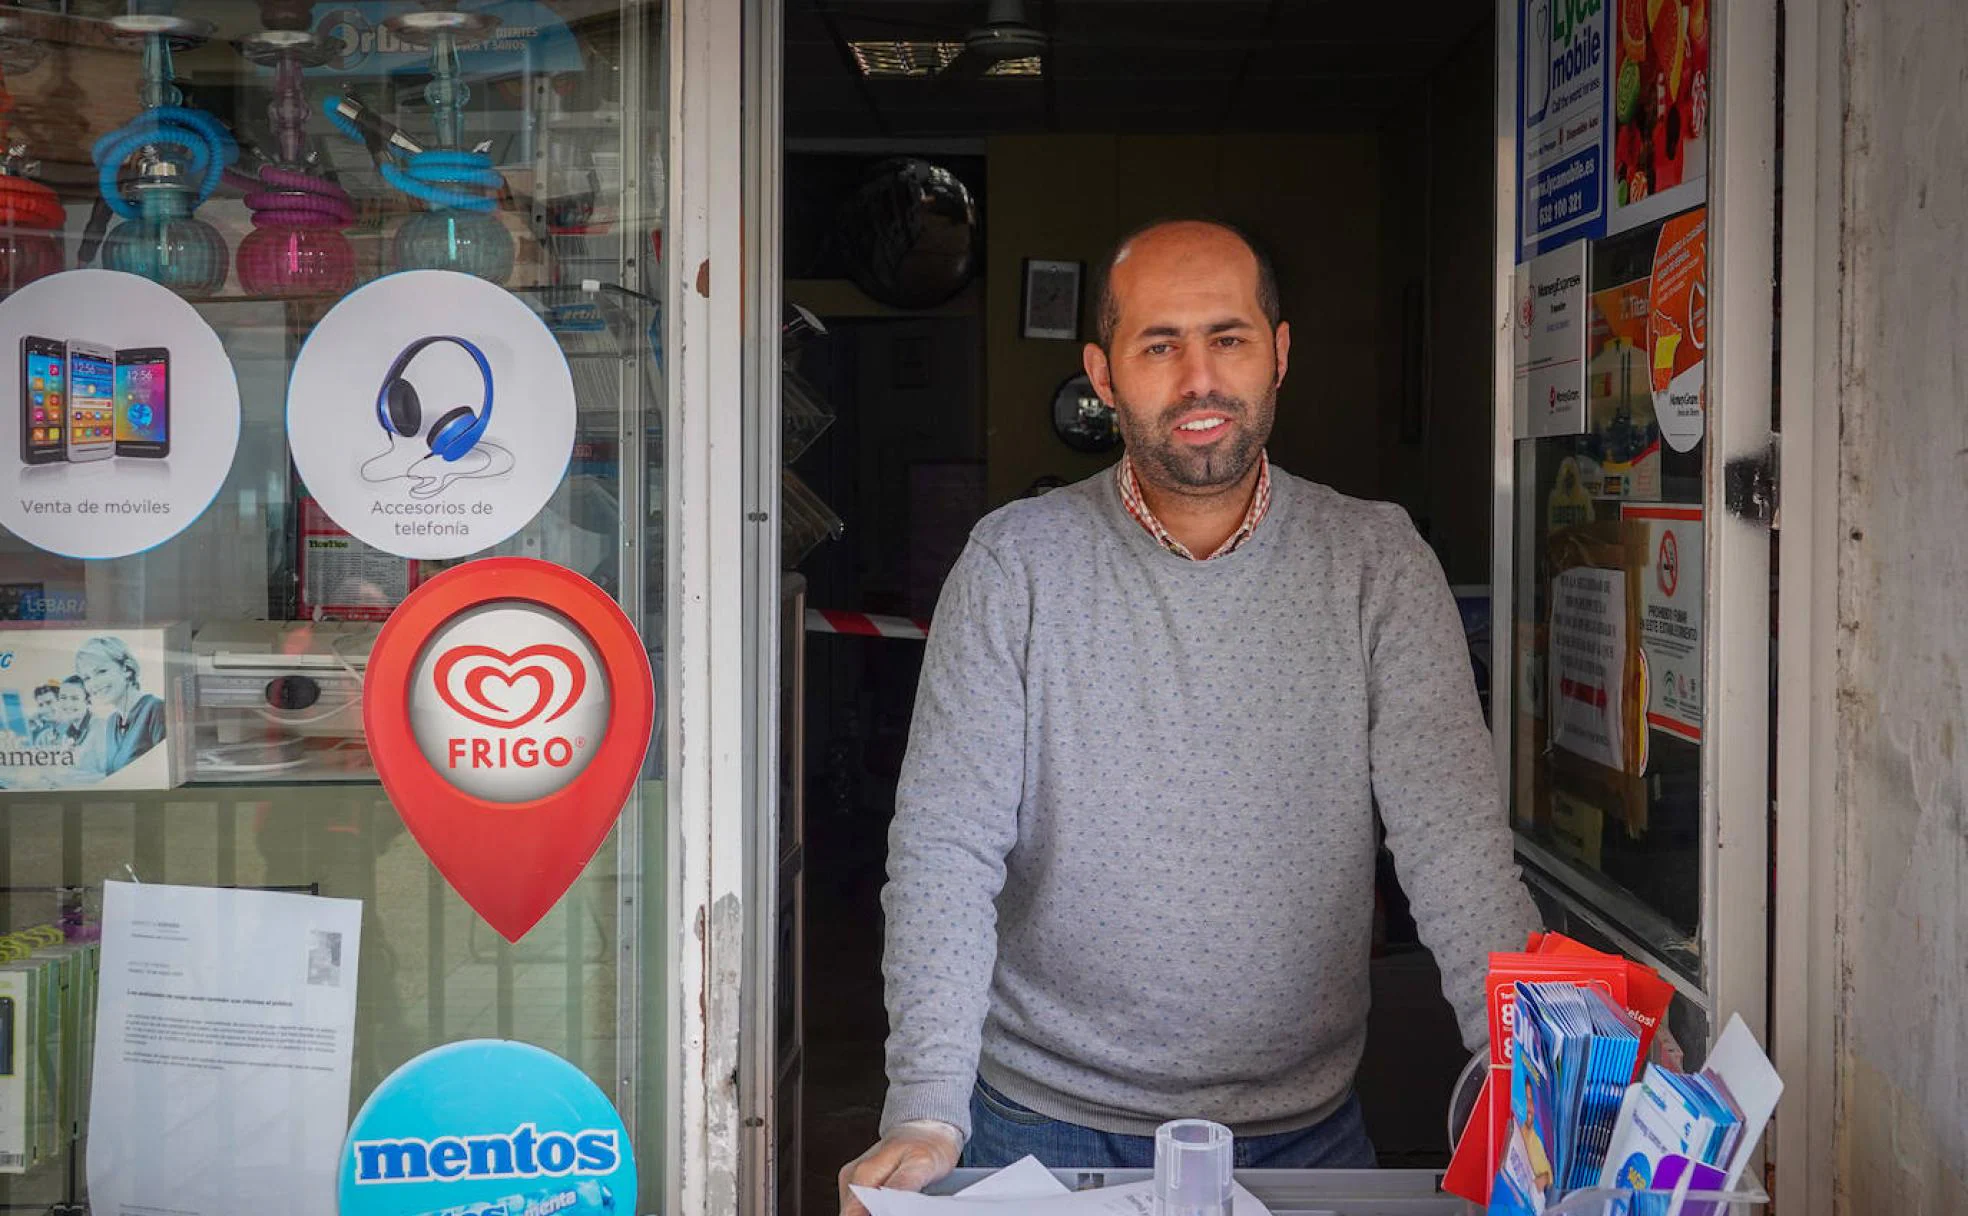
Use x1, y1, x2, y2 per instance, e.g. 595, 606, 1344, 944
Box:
0, 0, 672, 1206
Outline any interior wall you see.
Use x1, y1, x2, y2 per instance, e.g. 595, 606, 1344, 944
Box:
982, 131, 1386, 506
1420, 31, 1496, 587
1834, 0, 1968, 1208
981, 35, 1496, 585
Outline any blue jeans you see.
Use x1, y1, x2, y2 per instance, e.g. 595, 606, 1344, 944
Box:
961, 1077, 1378, 1170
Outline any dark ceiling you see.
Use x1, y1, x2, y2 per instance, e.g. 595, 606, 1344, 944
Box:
786, 0, 1493, 140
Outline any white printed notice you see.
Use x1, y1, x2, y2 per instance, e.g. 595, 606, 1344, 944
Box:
1625, 505, 1704, 743
87, 881, 360, 1216
1549, 566, 1627, 770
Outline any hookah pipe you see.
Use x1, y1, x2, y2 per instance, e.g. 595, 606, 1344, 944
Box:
0, 45, 64, 231
324, 9, 502, 213
234, 14, 356, 293
324, 6, 511, 280
93, 23, 237, 220
90, 11, 237, 291
0, 29, 65, 294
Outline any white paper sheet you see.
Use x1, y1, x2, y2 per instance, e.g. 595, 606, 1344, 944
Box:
855, 1174, 1277, 1215
86, 881, 361, 1216
1704, 1013, 1784, 1191
952, 1154, 1072, 1199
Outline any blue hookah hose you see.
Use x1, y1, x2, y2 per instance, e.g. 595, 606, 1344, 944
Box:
92, 104, 239, 219
324, 98, 500, 213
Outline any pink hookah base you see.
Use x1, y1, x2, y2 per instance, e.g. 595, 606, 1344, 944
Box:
237, 223, 357, 296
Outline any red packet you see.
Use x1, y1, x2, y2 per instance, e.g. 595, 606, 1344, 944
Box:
1441, 947, 1631, 1204
1534, 931, 1675, 1062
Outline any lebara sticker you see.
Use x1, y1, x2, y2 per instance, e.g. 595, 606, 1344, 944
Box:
365, 558, 653, 941
338, 1040, 635, 1216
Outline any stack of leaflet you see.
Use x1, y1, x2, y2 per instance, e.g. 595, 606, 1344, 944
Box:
1597, 1014, 1785, 1213
1491, 982, 1643, 1214
1604, 1063, 1741, 1187
1444, 933, 1675, 1207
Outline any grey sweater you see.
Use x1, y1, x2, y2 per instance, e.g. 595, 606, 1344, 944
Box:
878, 466, 1539, 1140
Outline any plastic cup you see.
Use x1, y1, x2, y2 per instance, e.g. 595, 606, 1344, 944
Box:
1154, 1118, 1233, 1216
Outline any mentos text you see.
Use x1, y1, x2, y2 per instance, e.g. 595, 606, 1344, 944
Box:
446, 736, 582, 769
352, 1122, 619, 1184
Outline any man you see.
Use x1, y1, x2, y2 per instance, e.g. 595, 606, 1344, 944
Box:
27, 682, 61, 746
839, 219, 1538, 1212
55, 675, 107, 778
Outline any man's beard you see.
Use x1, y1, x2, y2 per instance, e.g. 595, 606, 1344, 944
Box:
1114, 387, 1275, 493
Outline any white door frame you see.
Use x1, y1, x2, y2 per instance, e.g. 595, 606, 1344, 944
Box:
1771, 0, 1842, 1210
667, 0, 750, 1211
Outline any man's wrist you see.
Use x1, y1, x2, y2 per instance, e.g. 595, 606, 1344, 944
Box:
893, 1118, 966, 1153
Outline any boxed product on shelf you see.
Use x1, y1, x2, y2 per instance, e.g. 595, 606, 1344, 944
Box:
0, 624, 193, 790
26, 941, 93, 1169
0, 963, 40, 1174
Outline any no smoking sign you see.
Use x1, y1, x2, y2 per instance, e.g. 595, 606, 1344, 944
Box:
366, 559, 654, 940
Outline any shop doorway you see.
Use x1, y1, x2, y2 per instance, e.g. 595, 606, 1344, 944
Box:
772, 4, 1502, 1211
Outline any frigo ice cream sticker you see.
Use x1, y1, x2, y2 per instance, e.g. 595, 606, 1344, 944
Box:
363, 557, 653, 941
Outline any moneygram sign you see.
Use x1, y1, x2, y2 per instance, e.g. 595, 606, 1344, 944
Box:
366, 559, 653, 941
1519, 0, 1609, 258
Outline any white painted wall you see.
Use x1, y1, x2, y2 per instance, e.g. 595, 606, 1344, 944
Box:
1831, 0, 1968, 1208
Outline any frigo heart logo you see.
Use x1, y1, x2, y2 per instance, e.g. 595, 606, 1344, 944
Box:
431, 644, 587, 730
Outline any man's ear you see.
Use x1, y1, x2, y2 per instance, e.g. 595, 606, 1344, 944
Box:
1084, 342, 1116, 405
1273, 321, 1291, 389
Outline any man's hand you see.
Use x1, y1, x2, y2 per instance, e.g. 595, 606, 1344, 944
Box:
838, 1120, 963, 1215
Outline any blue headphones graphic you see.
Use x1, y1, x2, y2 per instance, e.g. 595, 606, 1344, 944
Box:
374, 336, 494, 461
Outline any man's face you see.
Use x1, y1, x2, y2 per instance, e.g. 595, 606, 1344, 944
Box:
1085, 224, 1290, 495
34, 690, 54, 717
57, 684, 86, 725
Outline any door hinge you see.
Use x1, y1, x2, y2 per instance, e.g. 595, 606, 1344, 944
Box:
1724, 440, 1779, 528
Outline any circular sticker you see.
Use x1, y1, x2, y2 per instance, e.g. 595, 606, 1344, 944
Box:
339, 1040, 636, 1216
0, 269, 241, 559
409, 601, 611, 803
286, 270, 575, 560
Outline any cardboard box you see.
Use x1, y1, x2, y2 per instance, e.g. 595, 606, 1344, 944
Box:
0, 624, 193, 790
0, 965, 38, 1173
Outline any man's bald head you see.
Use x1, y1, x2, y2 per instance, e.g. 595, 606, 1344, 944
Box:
1094, 219, 1280, 351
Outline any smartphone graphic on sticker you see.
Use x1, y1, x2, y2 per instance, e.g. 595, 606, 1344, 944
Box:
115, 347, 169, 458
19, 335, 67, 465
65, 342, 115, 463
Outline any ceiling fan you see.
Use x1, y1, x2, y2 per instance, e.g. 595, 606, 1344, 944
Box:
941, 0, 1049, 81
843, 0, 1051, 83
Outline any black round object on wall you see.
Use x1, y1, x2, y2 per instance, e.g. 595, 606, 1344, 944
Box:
1050, 372, 1119, 453
838, 157, 979, 310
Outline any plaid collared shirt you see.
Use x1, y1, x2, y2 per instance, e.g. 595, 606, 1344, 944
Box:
1115, 451, 1272, 560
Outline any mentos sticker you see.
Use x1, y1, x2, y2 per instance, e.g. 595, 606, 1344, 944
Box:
339, 1041, 635, 1216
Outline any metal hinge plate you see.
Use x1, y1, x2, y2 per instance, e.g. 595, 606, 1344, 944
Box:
1724, 440, 1779, 528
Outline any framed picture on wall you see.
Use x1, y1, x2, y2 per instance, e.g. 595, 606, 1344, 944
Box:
1021, 259, 1082, 340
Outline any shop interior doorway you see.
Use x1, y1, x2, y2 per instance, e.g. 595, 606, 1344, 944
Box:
776, 4, 1500, 1211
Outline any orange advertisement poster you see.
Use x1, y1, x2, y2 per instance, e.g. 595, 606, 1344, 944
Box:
1648, 208, 1707, 452
1582, 266, 1660, 500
